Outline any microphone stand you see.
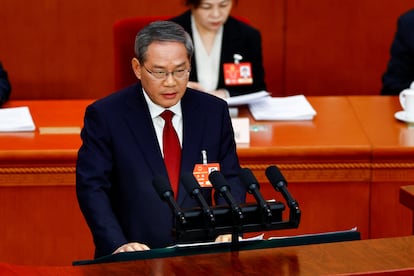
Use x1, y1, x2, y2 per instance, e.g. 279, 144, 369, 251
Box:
230, 223, 241, 251
170, 168, 301, 250
172, 200, 299, 247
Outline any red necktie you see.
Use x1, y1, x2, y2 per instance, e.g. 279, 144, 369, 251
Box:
160, 110, 182, 198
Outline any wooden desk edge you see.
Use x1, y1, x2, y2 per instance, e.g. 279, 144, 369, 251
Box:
400, 185, 414, 211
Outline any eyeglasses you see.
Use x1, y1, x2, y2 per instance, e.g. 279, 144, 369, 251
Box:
143, 65, 190, 80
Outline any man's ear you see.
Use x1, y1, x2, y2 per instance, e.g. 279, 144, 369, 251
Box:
131, 57, 141, 80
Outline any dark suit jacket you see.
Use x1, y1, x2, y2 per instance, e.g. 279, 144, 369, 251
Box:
76, 83, 246, 258
171, 11, 266, 97
381, 9, 414, 95
0, 62, 11, 105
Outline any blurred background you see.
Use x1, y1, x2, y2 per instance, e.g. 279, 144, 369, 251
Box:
0, 0, 412, 99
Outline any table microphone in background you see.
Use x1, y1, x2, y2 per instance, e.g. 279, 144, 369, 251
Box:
239, 168, 272, 219
208, 170, 244, 221
181, 173, 215, 224
152, 175, 186, 225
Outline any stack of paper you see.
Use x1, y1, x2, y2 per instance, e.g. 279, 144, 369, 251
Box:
0, 106, 36, 132
225, 90, 270, 106
171, 233, 264, 248
248, 95, 317, 121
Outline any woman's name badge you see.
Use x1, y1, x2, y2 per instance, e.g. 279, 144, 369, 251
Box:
223, 62, 253, 86
193, 163, 220, 187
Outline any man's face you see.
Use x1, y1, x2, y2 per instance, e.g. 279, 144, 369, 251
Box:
132, 41, 190, 108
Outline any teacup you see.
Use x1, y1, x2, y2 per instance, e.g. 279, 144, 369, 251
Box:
399, 89, 414, 121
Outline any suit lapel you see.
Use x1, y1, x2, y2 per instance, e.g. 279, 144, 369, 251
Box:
122, 87, 206, 205
123, 85, 167, 178
177, 91, 206, 204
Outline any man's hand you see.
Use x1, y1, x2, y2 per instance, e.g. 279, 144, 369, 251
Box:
215, 234, 233, 243
113, 242, 150, 254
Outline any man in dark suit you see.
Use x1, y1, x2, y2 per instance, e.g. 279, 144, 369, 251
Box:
76, 21, 246, 258
0, 62, 11, 106
170, 4, 266, 97
381, 9, 414, 95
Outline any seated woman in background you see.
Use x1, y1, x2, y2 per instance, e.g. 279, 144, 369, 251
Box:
381, 9, 414, 95
171, 0, 266, 98
0, 62, 11, 106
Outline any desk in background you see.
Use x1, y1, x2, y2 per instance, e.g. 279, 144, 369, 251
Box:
0, 100, 94, 265
400, 185, 414, 234
349, 96, 414, 238
238, 96, 372, 240
0, 96, 413, 265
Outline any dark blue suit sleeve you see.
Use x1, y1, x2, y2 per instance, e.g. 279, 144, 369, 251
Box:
381, 10, 414, 95
76, 104, 128, 257
0, 62, 11, 105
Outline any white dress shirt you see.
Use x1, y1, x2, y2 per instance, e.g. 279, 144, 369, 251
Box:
191, 15, 223, 92
142, 89, 183, 157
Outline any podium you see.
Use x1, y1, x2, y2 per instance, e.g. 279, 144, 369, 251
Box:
73, 229, 360, 265
6, 233, 414, 275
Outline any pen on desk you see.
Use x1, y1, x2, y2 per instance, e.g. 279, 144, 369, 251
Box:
201, 150, 207, 165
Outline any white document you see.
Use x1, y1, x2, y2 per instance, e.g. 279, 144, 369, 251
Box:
171, 233, 265, 248
225, 90, 270, 107
248, 95, 317, 121
0, 106, 36, 132
268, 227, 358, 240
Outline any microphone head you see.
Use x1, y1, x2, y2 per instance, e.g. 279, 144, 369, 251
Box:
208, 170, 229, 192
265, 165, 286, 190
239, 168, 260, 192
181, 173, 200, 195
152, 175, 174, 199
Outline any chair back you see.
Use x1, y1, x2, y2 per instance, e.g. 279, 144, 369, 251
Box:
113, 16, 171, 90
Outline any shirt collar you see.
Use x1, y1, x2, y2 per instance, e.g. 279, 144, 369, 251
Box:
141, 88, 182, 119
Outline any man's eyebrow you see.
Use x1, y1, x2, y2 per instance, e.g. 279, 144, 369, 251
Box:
152, 62, 187, 69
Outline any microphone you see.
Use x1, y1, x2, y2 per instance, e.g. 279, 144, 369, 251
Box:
208, 170, 244, 221
181, 173, 215, 225
239, 168, 272, 220
265, 165, 298, 208
152, 175, 186, 225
